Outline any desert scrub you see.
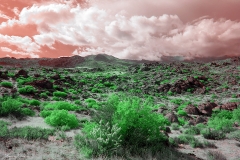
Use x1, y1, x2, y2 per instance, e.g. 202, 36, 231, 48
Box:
0, 81, 13, 88
85, 98, 99, 109
18, 85, 37, 94
184, 126, 200, 135
201, 128, 226, 140
40, 92, 48, 98
0, 98, 23, 116
227, 130, 240, 142
172, 134, 203, 148
53, 91, 67, 98
207, 110, 235, 133
44, 110, 79, 129
74, 120, 122, 158
171, 123, 180, 130
43, 101, 80, 111
74, 93, 170, 158
10, 126, 55, 140
29, 99, 41, 106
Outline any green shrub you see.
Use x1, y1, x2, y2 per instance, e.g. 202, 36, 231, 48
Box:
52, 97, 60, 101
8, 126, 55, 140
1, 81, 13, 88
74, 93, 170, 158
184, 126, 200, 135
29, 99, 41, 106
227, 130, 240, 142
21, 108, 35, 116
207, 110, 235, 133
91, 88, 102, 93
0, 98, 23, 116
44, 110, 79, 129
178, 117, 187, 126
53, 91, 67, 98
16, 77, 34, 85
171, 123, 179, 130
233, 108, 240, 123
40, 92, 48, 98
177, 110, 187, 116
74, 100, 82, 105
173, 134, 203, 148
43, 101, 80, 111
18, 85, 36, 94
85, 98, 99, 109
40, 110, 53, 118
201, 128, 226, 140
170, 98, 183, 105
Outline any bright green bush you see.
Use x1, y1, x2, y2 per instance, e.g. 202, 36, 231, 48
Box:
40, 110, 53, 118
29, 99, 41, 106
85, 98, 99, 109
16, 77, 34, 85
44, 101, 80, 111
44, 110, 79, 129
233, 108, 240, 123
53, 91, 67, 98
207, 110, 234, 132
177, 110, 187, 116
52, 97, 60, 101
75, 120, 122, 158
178, 117, 187, 126
18, 85, 37, 94
0, 98, 23, 116
75, 93, 170, 158
40, 92, 48, 98
1, 81, 13, 88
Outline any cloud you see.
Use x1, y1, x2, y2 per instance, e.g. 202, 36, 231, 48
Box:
0, 0, 240, 60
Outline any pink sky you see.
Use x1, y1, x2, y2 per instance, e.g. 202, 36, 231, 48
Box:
0, 0, 240, 60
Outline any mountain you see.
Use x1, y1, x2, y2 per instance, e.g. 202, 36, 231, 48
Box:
0, 54, 238, 68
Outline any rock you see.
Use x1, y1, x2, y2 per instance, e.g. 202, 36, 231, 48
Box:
165, 127, 171, 133
51, 74, 60, 80
184, 104, 201, 115
34, 74, 41, 78
197, 102, 217, 116
165, 112, 179, 123
195, 116, 207, 124
15, 69, 28, 78
221, 102, 239, 111
26, 79, 53, 89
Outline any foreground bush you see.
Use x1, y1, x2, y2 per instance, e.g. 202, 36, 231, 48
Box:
74, 93, 170, 158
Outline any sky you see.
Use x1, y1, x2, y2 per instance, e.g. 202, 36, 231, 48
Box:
0, 0, 240, 61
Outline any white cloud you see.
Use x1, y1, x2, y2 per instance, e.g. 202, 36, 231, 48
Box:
1, 47, 12, 52
1, 0, 240, 59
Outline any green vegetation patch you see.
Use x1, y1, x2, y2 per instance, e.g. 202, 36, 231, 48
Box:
1, 81, 13, 88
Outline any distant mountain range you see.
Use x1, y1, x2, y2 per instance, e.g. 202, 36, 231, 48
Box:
0, 54, 238, 68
